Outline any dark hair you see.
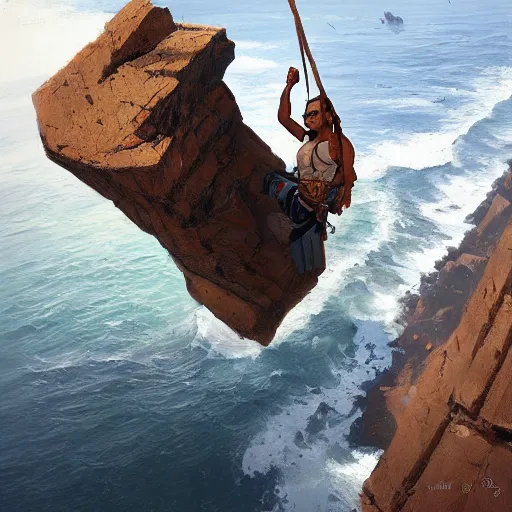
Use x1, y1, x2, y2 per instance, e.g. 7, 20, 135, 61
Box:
303, 96, 334, 137
304, 95, 333, 114
305, 95, 321, 111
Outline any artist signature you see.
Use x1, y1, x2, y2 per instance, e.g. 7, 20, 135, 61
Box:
461, 478, 501, 498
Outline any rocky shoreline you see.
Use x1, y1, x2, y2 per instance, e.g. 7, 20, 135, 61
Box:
351, 162, 512, 511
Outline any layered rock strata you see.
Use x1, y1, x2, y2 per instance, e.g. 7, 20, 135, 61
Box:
358, 166, 512, 511
32, 0, 318, 345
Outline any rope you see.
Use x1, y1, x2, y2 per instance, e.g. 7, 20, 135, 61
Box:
293, 15, 310, 98
287, 0, 348, 191
287, 0, 326, 99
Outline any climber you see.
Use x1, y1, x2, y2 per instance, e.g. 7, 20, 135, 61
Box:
263, 66, 356, 275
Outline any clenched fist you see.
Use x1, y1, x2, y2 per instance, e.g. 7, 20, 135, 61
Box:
286, 67, 300, 86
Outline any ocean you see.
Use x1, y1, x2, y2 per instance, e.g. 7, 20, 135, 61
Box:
1, 0, 511, 510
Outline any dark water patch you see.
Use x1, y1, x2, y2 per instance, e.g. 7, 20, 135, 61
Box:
0, 355, 286, 511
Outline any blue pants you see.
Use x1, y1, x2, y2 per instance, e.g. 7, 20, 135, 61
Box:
264, 172, 325, 274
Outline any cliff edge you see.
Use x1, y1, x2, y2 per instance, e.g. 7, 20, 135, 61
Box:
32, 0, 318, 345
358, 164, 512, 511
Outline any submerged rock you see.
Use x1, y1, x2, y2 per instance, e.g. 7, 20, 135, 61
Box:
293, 430, 311, 450
305, 401, 342, 436
380, 11, 404, 25
32, 0, 319, 345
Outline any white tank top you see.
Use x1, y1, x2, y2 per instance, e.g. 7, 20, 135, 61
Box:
296, 140, 338, 182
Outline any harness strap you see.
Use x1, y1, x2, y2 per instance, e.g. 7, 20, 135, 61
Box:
289, 213, 318, 243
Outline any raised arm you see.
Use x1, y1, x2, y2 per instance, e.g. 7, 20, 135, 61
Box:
278, 67, 307, 142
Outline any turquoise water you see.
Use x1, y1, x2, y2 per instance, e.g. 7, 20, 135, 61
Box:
1, 0, 511, 510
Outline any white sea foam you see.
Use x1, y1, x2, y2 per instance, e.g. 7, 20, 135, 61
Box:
235, 40, 279, 50
411, 157, 510, 270
192, 308, 263, 359
357, 66, 512, 180
242, 320, 390, 510
325, 450, 383, 505
324, 14, 357, 22
393, 98, 512, 288
275, 185, 395, 341
366, 159, 511, 314
361, 97, 436, 108
228, 55, 279, 74
447, 67, 512, 129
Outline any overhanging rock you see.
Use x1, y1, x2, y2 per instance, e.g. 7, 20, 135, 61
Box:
32, 0, 319, 345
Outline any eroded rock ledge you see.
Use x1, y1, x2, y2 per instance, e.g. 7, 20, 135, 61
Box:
357, 165, 512, 511
32, 0, 318, 345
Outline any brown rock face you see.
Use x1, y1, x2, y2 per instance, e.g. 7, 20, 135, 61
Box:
361, 219, 512, 511
400, 425, 512, 512
359, 167, 512, 511
32, 0, 319, 345
355, 167, 512, 449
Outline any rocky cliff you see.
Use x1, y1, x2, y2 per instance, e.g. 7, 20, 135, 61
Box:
357, 165, 512, 511
32, 0, 318, 346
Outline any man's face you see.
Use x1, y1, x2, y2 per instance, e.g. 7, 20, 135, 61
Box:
303, 100, 323, 131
